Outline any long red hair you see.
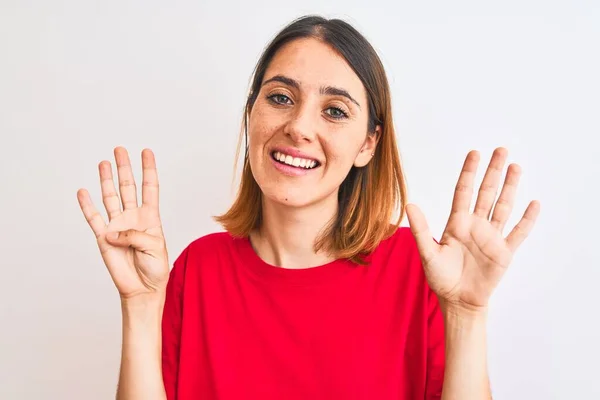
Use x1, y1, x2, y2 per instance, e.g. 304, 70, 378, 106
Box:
214, 15, 407, 264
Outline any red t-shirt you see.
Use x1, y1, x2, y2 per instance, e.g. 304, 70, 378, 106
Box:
161, 227, 445, 399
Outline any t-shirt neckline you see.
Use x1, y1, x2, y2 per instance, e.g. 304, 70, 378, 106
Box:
233, 235, 357, 286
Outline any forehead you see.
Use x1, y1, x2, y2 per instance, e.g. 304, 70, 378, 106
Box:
263, 38, 366, 97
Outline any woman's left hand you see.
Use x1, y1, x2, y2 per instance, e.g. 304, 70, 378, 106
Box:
406, 147, 540, 314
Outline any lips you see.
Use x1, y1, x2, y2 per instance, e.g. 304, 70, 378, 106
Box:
271, 151, 320, 169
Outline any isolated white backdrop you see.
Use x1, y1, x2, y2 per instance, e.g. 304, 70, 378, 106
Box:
1, 1, 598, 399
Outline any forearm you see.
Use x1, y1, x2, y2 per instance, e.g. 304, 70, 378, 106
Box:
440, 305, 492, 400
116, 295, 167, 400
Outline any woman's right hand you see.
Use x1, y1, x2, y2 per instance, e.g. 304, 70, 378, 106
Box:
77, 147, 170, 300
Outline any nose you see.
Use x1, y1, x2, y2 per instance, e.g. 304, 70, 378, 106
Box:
283, 103, 317, 143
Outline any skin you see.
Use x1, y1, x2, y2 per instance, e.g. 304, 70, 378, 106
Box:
246, 37, 378, 269
77, 148, 168, 399
77, 37, 540, 399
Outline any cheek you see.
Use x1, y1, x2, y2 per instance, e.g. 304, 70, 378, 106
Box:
247, 108, 281, 181
248, 105, 280, 148
323, 134, 364, 168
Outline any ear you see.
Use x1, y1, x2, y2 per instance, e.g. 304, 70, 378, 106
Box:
354, 125, 381, 167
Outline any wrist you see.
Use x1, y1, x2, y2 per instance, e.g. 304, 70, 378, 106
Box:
440, 302, 491, 400
121, 292, 165, 309
439, 299, 488, 323
121, 293, 165, 327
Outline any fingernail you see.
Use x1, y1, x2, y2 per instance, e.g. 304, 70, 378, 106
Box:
107, 232, 119, 240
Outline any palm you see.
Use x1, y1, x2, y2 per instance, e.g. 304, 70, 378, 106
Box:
424, 212, 514, 308
407, 148, 540, 310
78, 147, 170, 298
99, 208, 166, 297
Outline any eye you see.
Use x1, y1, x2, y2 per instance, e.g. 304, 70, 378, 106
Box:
324, 107, 349, 120
267, 93, 292, 105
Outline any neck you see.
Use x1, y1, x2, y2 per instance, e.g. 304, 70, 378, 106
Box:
249, 194, 338, 269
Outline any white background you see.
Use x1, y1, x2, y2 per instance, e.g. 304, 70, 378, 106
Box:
1, 1, 598, 399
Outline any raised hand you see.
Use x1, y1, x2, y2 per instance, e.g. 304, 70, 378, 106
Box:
406, 147, 540, 312
77, 147, 169, 299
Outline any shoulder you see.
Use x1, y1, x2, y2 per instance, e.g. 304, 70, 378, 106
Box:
169, 231, 239, 278
367, 225, 425, 280
372, 225, 420, 259
369, 226, 439, 314
187, 231, 236, 253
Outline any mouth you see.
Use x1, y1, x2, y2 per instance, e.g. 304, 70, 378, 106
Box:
271, 151, 321, 170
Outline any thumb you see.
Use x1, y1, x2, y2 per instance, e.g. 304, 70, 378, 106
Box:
105, 229, 163, 253
406, 203, 438, 265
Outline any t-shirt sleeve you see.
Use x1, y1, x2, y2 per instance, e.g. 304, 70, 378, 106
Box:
161, 246, 189, 400
425, 285, 446, 400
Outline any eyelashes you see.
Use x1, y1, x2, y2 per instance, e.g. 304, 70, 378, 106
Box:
266, 93, 350, 120
324, 107, 348, 119
267, 93, 293, 106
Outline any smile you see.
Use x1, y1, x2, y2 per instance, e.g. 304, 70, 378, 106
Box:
271, 151, 320, 169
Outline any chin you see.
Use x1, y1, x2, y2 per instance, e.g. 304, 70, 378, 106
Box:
262, 185, 318, 208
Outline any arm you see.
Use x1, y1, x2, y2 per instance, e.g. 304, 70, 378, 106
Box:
440, 305, 491, 400
406, 148, 540, 400
116, 295, 167, 400
76, 148, 171, 400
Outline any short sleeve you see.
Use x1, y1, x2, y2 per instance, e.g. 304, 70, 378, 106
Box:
161, 246, 189, 400
425, 286, 446, 400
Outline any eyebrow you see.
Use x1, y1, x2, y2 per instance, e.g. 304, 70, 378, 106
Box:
261, 74, 361, 109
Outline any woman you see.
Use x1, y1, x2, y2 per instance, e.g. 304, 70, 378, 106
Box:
77, 15, 540, 400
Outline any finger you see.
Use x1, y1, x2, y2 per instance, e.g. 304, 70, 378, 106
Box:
506, 200, 541, 252
141, 149, 160, 210
491, 163, 521, 232
77, 188, 107, 238
99, 161, 122, 221
473, 147, 508, 219
406, 203, 438, 265
450, 150, 480, 215
106, 229, 164, 254
114, 147, 138, 210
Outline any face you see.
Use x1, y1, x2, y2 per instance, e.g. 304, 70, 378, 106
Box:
247, 37, 379, 209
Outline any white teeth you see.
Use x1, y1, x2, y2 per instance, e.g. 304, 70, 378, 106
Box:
273, 151, 318, 169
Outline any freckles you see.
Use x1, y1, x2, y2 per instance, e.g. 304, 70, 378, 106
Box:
249, 109, 281, 140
